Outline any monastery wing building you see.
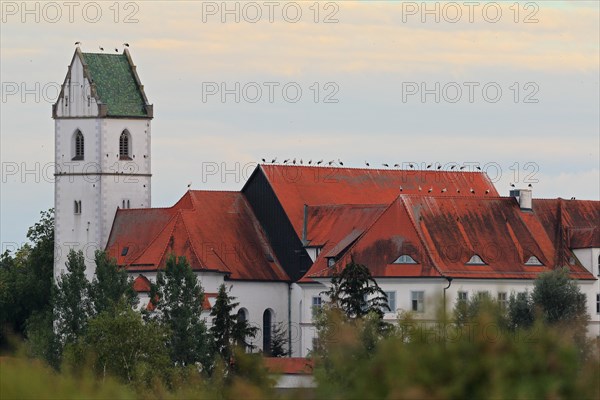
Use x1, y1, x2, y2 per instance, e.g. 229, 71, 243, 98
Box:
54, 49, 600, 357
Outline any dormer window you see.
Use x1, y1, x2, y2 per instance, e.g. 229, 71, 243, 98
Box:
393, 254, 417, 264
119, 130, 131, 160
327, 257, 336, 268
73, 130, 84, 160
466, 254, 486, 265
524, 256, 543, 266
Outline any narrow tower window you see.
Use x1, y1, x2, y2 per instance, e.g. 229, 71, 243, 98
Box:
119, 130, 131, 160
73, 130, 84, 160
74, 200, 81, 214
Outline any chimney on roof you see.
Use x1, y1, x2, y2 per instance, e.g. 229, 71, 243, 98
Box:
510, 189, 532, 211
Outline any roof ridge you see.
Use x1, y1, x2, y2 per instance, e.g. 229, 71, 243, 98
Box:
398, 193, 500, 200
155, 212, 185, 268
260, 163, 493, 174
178, 210, 208, 270
189, 189, 240, 193
307, 203, 388, 208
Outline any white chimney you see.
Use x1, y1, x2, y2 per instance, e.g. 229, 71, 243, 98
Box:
510, 189, 532, 211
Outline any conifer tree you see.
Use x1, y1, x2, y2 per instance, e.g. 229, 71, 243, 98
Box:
270, 321, 288, 357
210, 283, 257, 362
324, 260, 389, 319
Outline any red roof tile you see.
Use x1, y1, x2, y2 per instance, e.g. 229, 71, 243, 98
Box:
133, 275, 151, 292
259, 165, 499, 238
307, 196, 597, 281
202, 293, 218, 311
106, 191, 289, 281
263, 357, 314, 375
299, 204, 387, 282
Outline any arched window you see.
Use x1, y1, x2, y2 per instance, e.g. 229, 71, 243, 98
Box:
73, 130, 84, 160
237, 308, 248, 323
262, 309, 273, 355
119, 130, 131, 159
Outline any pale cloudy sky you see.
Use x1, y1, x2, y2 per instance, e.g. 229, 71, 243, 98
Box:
1, 1, 599, 247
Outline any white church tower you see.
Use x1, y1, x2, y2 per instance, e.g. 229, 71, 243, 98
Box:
53, 48, 153, 279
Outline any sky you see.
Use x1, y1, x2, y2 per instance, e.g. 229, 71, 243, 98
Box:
1, 0, 599, 248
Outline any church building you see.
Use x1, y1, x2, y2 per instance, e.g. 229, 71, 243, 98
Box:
53, 49, 600, 357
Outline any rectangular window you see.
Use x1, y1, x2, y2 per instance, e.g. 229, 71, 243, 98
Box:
411, 291, 424, 313
597, 294, 600, 314
312, 296, 322, 318
498, 292, 508, 309
385, 291, 396, 312
476, 291, 490, 300
458, 291, 468, 301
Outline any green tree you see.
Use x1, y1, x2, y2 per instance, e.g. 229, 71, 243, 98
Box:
209, 284, 257, 362
0, 209, 54, 343
149, 255, 210, 368
269, 321, 288, 357
89, 251, 137, 315
53, 250, 92, 347
532, 267, 588, 327
25, 308, 61, 369
65, 300, 171, 385
324, 260, 389, 319
313, 309, 599, 400
507, 291, 534, 331
453, 292, 506, 327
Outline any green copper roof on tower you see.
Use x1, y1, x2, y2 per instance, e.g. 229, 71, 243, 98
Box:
81, 52, 148, 117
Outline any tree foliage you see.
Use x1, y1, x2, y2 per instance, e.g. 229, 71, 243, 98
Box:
64, 299, 171, 385
149, 255, 210, 368
532, 267, 588, 327
324, 260, 389, 319
507, 291, 534, 331
0, 209, 54, 343
313, 309, 599, 400
53, 250, 92, 347
89, 251, 138, 315
269, 321, 288, 358
209, 284, 257, 363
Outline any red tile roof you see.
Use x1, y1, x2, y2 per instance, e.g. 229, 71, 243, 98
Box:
132, 274, 151, 292
306, 196, 597, 281
299, 204, 387, 283
263, 357, 314, 375
106, 191, 289, 281
202, 293, 218, 311
259, 165, 499, 238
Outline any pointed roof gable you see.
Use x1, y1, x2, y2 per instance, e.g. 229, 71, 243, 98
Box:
252, 165, 499, 238
307, 195, 596, 281
106, 191, 289, 281
55, 48, 152, 118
